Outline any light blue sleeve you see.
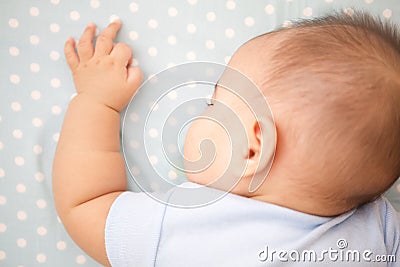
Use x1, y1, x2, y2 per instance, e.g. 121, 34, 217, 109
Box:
105, 191, 167, 267
381, 198, 400, 266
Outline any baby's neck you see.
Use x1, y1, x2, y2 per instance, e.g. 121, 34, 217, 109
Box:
250, 180, 357, 217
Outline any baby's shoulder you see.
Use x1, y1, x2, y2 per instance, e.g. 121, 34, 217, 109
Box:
351, 196, 400, 237
356, 196, 400, 221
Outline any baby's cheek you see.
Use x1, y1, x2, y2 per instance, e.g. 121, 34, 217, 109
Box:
183, 121, 205, 183
183, 120, 231, 186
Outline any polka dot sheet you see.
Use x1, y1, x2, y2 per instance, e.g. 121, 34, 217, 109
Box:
1, 0, 400, 266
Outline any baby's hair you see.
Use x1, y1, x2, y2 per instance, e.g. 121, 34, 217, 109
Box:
256, 10, 400, 207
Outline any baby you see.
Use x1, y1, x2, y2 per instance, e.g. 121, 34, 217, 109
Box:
53, 11, 400, 266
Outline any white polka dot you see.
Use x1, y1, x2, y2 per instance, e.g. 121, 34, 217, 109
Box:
35, 172, 44, 182
244, 16, 255, 27
10, 74, 20, 84
148, 19, 158, 29
129, 31, 138, 41
149, 155, 158, 165
70, 92, 78, 100
224, 56, 231, 64
37, 226, 47, 236
168, 7, 178, 17
343, 8, 354, 16
17, 238, 27, 248
303, 7, 313, 17
167, 90, 177, 100
32, 118, 43, 127
129, 2, 139, 13
9, 46, 19, 56
9, 18, 19, 28
167, 116, 177, 126
33, 145, 43, 154
0, 195, 6, 205
225, 28, 235, 38
383, 9, 392, 19
187, 0, 197, 5
205, 40, 215, 50
17, 211, 27, 221
206, 12, 216, 22
148, 74, 158, 84
50, 0, 60, 4
56, 241, 67, 250
226, 0, 236, 10
30, 35, 40, 45
31, 90, 41, 100
51, 78, 61, 88
57, 216, 61, 223
167, 35, 177, 45
16, 184, 26, 193
186, 23, 196, 34
148, 46, 158, 57
168, 170, 178, 180
129, 140, 140, 149
150, 182, 160, 191
0, 141, 3, 150
29, 7, 39, 16
90, 0, 100, 8
30, 63, 40, 73
53, 132, 60, 142
36, 253, 46, 263
129, 112, 139, 122
186, 51, 197, 61
13, 129, 23, 139
49, 51, 60, 61
109, 15, 120, 23
131, 166, 140, 175
11, 102, 21, 111
0, 224, 6, 232
50, 23, 60, 33
364, 0, 373, 3
76, 255, 86, 264
167, 144, 177, 153
51, 105, 62, 115
282, 20, 293, 28
166, 62, 175, 68
149, 128, 159, 138
265, 4, 275, 14
70, 11, 80, 21
14, 156, 25, 166
0, 251, 5, 260
36, 199, 47, 209
0, 169, 4, 178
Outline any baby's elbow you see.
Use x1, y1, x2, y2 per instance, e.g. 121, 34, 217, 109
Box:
52, 156, 74, 221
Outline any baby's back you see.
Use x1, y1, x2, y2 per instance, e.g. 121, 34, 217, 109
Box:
105, 183, 400, 266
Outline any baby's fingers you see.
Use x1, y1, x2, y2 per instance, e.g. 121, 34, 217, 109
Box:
110, 43, 132, 67
127, 66, 143, 92
94, 20, 122, 57
64, 37, 79, 70
77, 23, 96, 62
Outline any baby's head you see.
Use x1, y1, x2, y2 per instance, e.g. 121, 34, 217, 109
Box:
184, 11, 400, 216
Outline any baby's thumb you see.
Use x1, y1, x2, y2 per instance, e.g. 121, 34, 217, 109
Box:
127, 66, 143, 95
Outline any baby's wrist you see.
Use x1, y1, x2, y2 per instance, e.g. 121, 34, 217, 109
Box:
71, 92, 120, 114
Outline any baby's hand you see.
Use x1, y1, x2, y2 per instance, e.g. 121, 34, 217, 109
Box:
64, 21, 142, 112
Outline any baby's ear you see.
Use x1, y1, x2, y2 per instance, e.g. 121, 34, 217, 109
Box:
245, 117, 276, 192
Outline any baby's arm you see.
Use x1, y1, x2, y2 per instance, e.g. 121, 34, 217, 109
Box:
52, 21, 142, 266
